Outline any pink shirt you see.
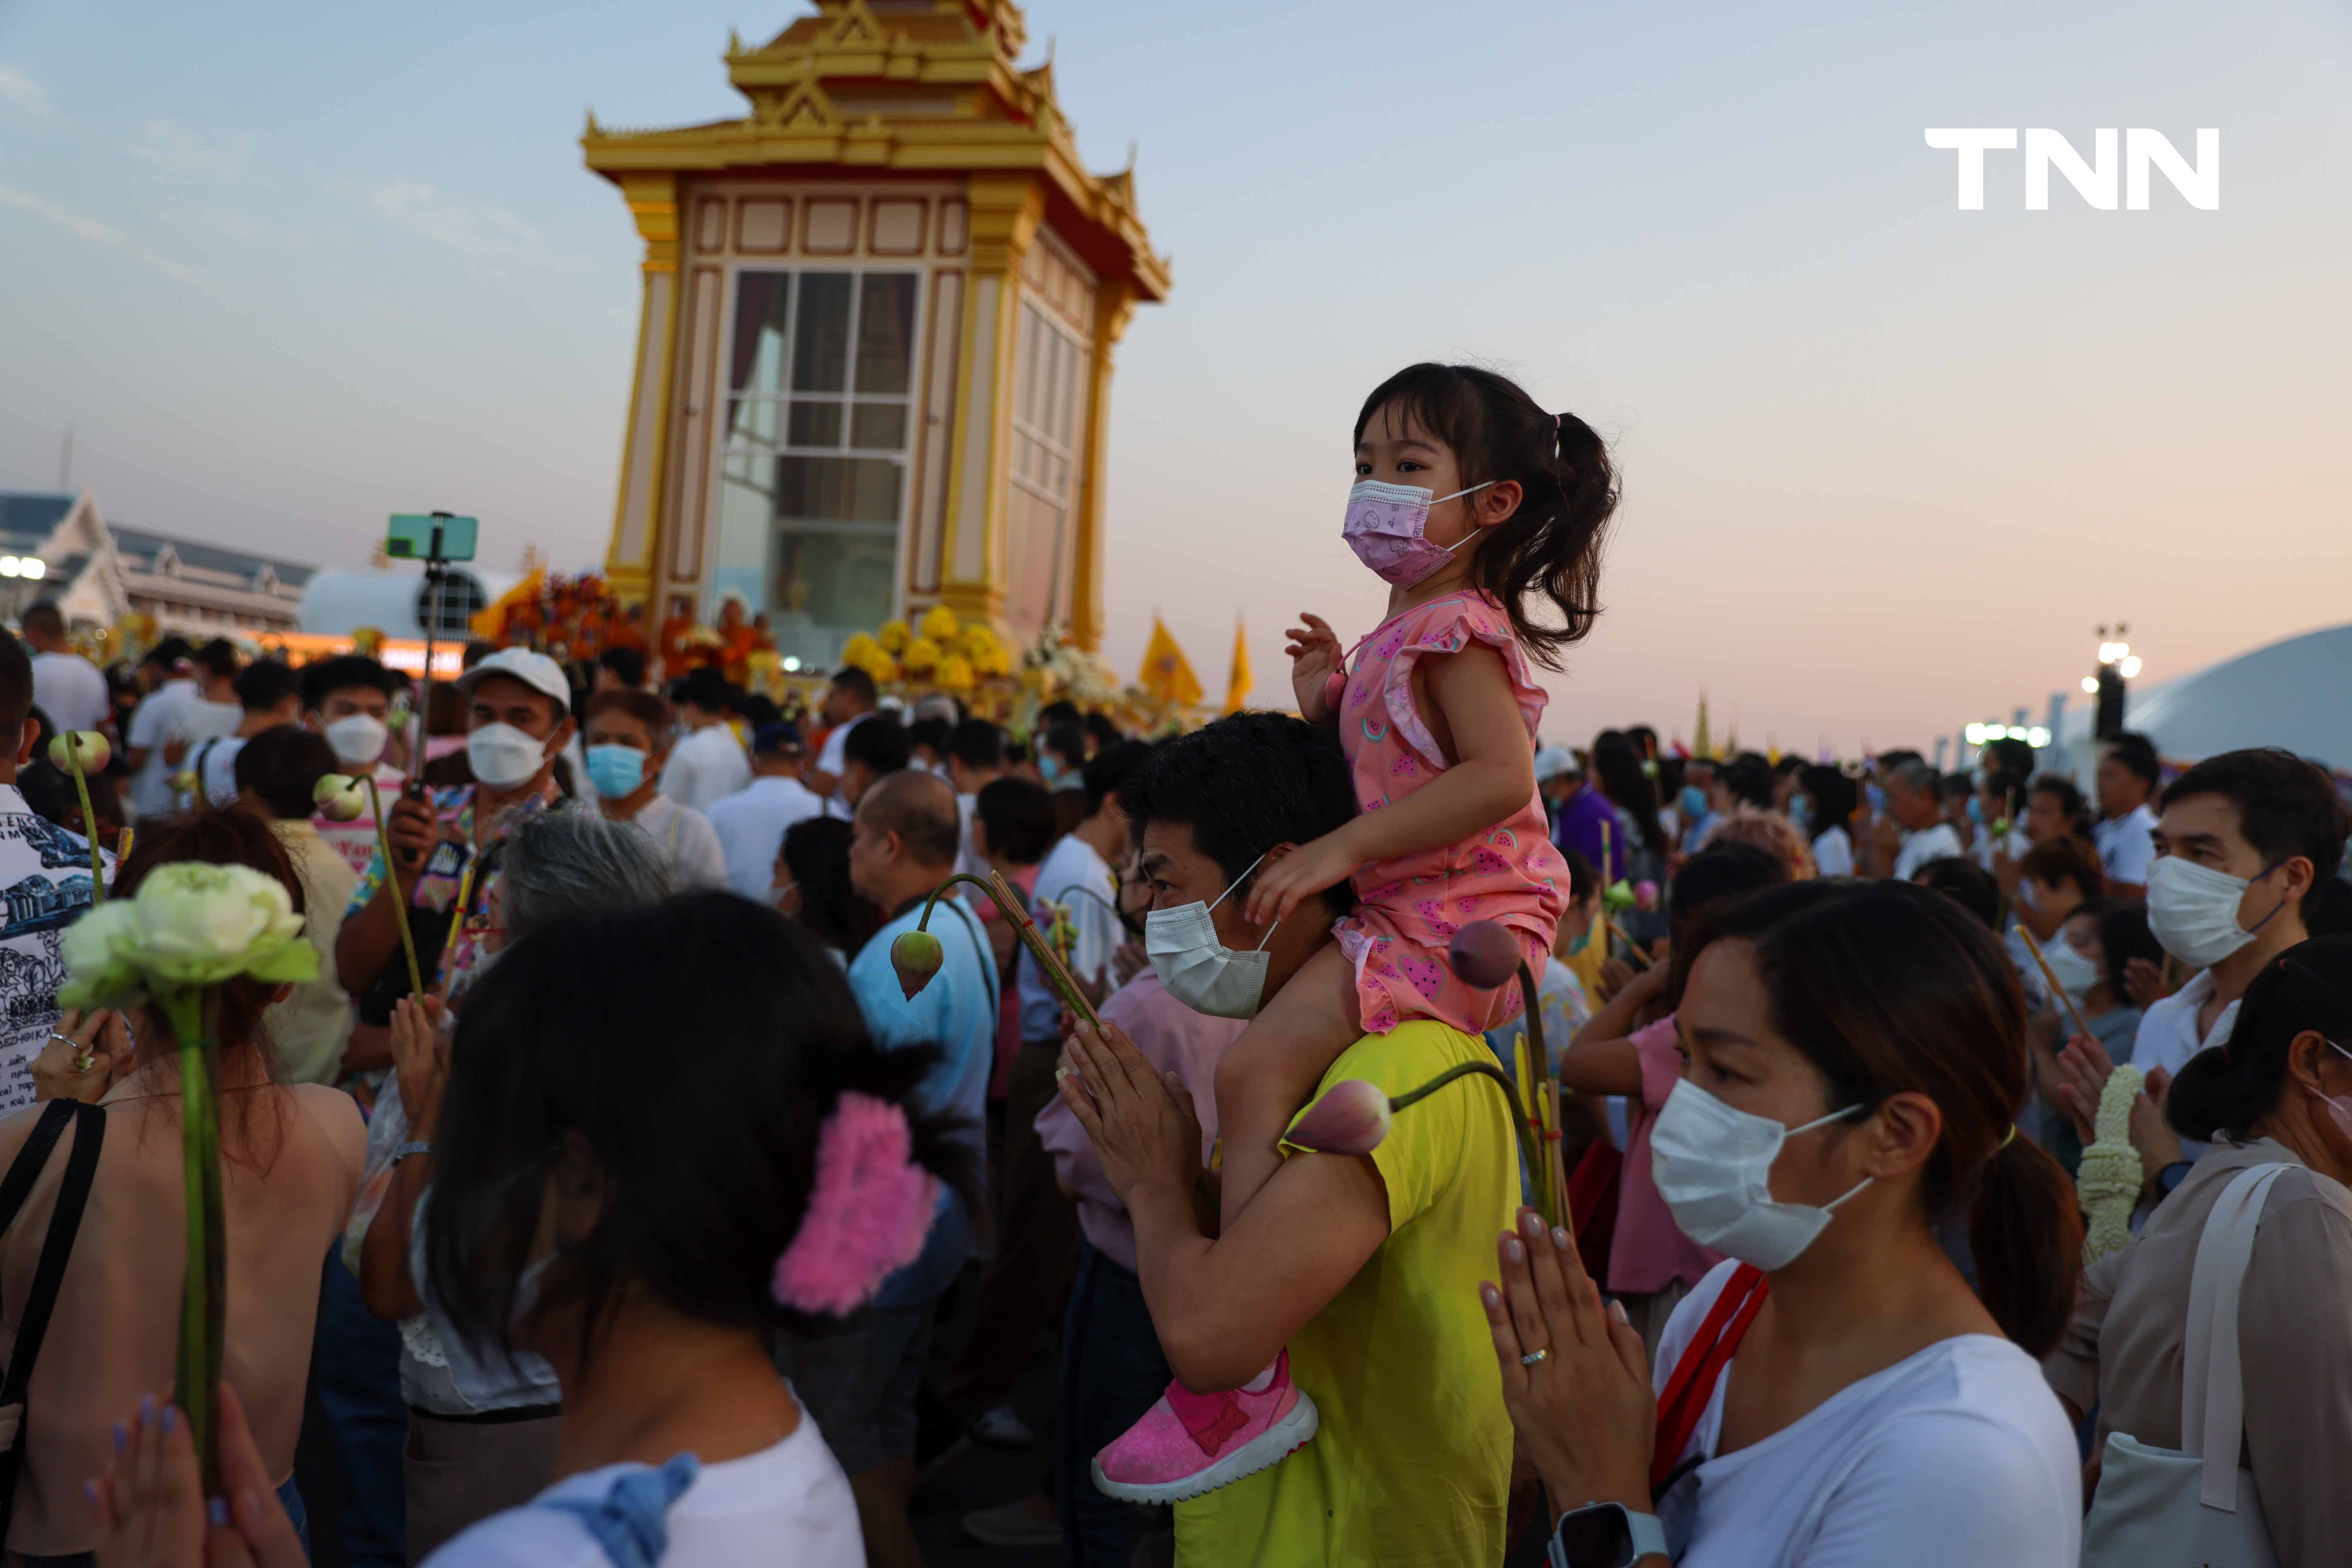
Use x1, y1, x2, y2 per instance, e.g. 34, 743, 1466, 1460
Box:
1035, 970, 1243, 1272
1607, 1013, 1724, 1296
1331, 592, 1566, 1037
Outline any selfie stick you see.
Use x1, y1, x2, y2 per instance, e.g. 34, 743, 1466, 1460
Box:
413, 513, 456, 789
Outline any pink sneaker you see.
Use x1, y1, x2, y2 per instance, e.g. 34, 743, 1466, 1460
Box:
1091, 1350, 1319, 1503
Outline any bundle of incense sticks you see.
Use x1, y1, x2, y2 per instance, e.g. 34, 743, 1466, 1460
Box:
988, 868, 1104, 1031
1512, 1028, 1567, 1231
2013, 923, 2097, 1045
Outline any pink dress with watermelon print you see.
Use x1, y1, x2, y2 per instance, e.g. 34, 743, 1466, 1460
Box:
1332, 591, 1566, 1037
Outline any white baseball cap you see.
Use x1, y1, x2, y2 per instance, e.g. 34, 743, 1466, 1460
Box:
1533, 744, 1579, 784
458, 648, 572, 714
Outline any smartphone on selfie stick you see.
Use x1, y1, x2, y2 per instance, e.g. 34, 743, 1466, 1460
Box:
384, 513, 479, 864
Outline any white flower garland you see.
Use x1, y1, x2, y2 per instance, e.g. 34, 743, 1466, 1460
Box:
2078, 1062, 2146, 1263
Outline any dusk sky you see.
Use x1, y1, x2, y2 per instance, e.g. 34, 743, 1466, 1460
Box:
4, 0, 2347, 753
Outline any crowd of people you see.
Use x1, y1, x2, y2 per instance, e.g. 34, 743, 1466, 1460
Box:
2, 361, 2349, 1568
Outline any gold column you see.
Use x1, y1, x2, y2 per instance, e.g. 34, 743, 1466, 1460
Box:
936, 173, 1044, 627
1068, 278, 1136, 653
602, 172, 683, 607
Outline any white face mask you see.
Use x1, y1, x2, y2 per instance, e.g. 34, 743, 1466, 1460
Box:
2042, 934, 2100, 1001
2146, 854, 2285, 971
1650, 1078, 1870, 1271
467, 722, 552, 790
324, 712, 390, 768
1146, 852, 1273, 1019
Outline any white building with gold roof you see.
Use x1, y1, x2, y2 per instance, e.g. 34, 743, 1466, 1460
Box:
583, 0, 1169, 670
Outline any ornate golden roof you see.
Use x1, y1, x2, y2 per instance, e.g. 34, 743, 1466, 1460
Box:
583, 0, 1167, 298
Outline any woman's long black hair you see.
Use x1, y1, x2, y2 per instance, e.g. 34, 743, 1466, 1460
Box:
424, 891, 980, 1370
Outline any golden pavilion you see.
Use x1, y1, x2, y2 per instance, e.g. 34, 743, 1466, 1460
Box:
582, 0, 1169, 666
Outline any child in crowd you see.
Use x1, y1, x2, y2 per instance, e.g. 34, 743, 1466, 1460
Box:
95, 892, 977, 1566
1094, 363, 1615, 1499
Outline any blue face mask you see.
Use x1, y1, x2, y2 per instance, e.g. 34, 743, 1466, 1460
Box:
1966, 796, 1986, 825
1679, 785, 1709, 820
1791, 795, 1813, 831
585, 743, 647, 799
1865, 782, 1890, 813
1040, 755, 1066, 788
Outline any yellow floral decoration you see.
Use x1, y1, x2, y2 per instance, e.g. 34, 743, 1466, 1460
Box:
920, 604, 961, 644
903, 637, 942, 676
876, 619, 913, 656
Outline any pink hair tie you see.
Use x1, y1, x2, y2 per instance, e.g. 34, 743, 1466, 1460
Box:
772, 1092, 939, 1316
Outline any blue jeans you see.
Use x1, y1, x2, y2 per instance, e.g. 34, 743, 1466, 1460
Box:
314, 1248, 408, 1566
20, 1479, 305, 1568
1054, 1243, 1171, 1568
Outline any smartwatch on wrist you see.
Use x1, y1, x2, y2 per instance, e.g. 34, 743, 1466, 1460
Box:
2156, 1159, 2193, 1197
1549, 1501, 1668, 1568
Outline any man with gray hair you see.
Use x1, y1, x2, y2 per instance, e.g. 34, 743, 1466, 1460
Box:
1883, 758, 1965, 880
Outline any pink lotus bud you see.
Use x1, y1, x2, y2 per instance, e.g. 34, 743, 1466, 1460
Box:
890, 928, 944, 1000
1448, 920, 1522, 990
313, 774, 370, 823
1286, 1079, 1393, 1155
48, 731, 111, 774
1634, 879, 1659, 913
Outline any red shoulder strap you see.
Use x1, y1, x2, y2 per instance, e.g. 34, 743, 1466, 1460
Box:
1649, 1265, 1768, 1493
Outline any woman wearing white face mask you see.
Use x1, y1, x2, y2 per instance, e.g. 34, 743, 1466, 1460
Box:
1481, 880, 2085, 1568
2045, 935, 2352, 1568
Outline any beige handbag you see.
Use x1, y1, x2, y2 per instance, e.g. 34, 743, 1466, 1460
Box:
2079, 1161, 2287, 1568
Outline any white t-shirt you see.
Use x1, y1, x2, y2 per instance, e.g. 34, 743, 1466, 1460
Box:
707, 775, 827, 899
1651, 1261, 2081, 1568
2095, 803, 2158, 889
196, 733, 248, 807
1811, 825, 1853, 878
1892, 821, 1964, 881
814, 712, 871, 778
30, 651, 110, 737
422, 1404, 862, 1567
656, 724, 753, 814
625, 794, 731, 890
1017, 832, 1120, 1043
125, 684, 240, 817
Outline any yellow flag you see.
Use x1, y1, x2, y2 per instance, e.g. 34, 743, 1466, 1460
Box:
1139, 615, 1204, 709
1224, 616, 1252, 714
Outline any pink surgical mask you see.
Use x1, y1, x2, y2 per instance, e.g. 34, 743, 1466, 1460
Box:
1341, 478, 1494, 587
2307, 1038, 2352, 1142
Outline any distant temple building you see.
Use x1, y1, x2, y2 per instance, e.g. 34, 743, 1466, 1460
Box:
0, 491, 315, 639
582, 0, 1168, 669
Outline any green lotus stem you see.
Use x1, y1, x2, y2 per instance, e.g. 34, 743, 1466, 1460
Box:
363, 775, 425, 999
1387, 1058, 1557, 1229
1516, 959, 1555, 1213
161, 989, 226, 1492
916, 872, 1102, 1032
62, 741, 104, 902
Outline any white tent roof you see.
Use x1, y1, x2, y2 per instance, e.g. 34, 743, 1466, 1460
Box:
299, 564, 521, 639
2051, 622, 2352, 771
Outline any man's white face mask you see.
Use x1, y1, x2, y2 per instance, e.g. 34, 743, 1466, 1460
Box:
1146, 851, 1274, 1019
